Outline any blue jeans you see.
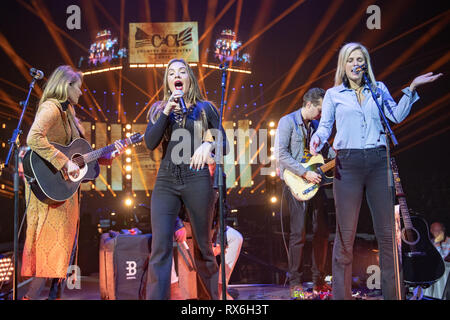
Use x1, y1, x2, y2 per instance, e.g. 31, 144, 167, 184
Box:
148, 160, 218, 300
332, 146, 403, 300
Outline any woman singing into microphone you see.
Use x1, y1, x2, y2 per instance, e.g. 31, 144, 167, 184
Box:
310, 42, 442, 300
145, 58, 227, 300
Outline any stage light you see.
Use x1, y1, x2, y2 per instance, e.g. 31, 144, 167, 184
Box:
126, 174, 131, 180
126, 157, 131, 163
0, 254, 13, 284
124, 198, 133, 207
125, 165, 132, 172
269, 129, 276, 136
126, 132, 131, 138
125, 124, 131, 130
125, 149, 131, 155
270, 171, 276, 177
91, 125, 95, 130
270, 196, 278, 203
111, 212, 116, 216
269, 121, 275, 128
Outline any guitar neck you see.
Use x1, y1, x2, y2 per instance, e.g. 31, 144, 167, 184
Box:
84, 137, 129, 163
320, 158, 335, 173
391, 158, 413, 229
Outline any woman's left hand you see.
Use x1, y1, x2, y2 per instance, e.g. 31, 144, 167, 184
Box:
111, 140, 126, 158
190, 142, 213, 170
409, 72, 443, 91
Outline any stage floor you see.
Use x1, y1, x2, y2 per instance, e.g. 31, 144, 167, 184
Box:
14, 274, 385, 300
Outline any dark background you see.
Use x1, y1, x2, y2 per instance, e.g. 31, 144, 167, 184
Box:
0, 0, 448, 284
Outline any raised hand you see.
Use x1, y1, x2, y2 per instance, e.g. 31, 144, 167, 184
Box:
409, 72, 443, 91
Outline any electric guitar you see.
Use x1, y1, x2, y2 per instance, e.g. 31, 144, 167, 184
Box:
22, 133, 143, 205
283, 152, 335, 201
390, 157, 445, 285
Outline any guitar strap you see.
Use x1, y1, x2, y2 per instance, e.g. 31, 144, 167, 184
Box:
291, 112, 307, 160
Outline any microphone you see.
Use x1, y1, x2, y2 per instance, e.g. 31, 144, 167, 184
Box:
30, 68, 44, 80
178, 96, 187, 114
352, 64, 367, 75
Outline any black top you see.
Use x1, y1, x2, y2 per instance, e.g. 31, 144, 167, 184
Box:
144, 101, 228, 164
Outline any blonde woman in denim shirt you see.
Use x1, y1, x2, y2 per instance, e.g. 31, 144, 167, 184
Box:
310, 42, 442, 300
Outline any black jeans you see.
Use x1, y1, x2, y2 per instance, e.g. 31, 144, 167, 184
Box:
148, 160, 218, 300
282, 181, 329, 287
332, 146, 402, 300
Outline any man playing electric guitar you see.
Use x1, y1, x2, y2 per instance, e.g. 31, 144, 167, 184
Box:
274, 87, 335, 299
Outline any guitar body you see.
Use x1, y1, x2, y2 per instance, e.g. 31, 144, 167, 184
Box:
401, 215, 445, 285
284, 154, 334, 201
22, 138, 100, 205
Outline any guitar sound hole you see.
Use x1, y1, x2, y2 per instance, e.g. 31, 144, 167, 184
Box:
401, 228, 420, 246
72, 154, 86, 169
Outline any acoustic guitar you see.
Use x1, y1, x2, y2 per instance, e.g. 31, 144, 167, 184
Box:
390, 157, 445, 285
22, 133, 143, 205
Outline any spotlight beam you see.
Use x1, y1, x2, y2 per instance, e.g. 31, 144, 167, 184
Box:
181, 0, 191, 21
30, 0, 103, 122
267, 0, 343, 117
0, 31, 43, 97
377, 15, 450, 80
281, 0, 373, 117
224, 0, 275, 119
393, 126, 449, 156
239, 0, 305, 52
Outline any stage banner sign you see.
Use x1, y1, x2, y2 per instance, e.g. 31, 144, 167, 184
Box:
129, 22, 199, 64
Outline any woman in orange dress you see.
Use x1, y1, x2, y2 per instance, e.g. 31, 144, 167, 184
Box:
21, 65, 124, 299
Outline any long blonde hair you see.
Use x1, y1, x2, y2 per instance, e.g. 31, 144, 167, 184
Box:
334, 43, 377, 89
148, 58, 205, 123
39, 65, 83, 106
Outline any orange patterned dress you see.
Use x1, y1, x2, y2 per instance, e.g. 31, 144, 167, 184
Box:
21, 99, 84, 278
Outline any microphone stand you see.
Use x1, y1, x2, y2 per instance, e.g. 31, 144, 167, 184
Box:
362, 71, 404, 300
214, 62, 228, 300
4, 74, 39, 300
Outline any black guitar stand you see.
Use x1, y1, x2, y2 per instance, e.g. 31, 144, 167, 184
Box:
361, 70, 404, 300
3, 69, 42, 300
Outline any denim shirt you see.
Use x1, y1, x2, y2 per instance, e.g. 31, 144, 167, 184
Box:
312, 82, 419, 151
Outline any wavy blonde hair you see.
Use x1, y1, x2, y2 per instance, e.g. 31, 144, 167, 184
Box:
148, 58, 205, 123
39, 65, 83, 106
334, 42, 377, 89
